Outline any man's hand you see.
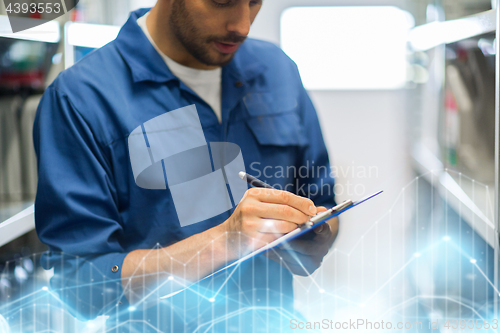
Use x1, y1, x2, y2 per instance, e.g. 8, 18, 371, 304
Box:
265, 209, 339, 276
220, 188, 318, 256
122, 190, 333, 306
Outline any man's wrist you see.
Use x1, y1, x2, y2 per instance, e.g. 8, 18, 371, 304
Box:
208, 223, 240, 262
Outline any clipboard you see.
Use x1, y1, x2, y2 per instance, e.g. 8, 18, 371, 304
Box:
222, 190, 383, 267
160, 190, 383, 300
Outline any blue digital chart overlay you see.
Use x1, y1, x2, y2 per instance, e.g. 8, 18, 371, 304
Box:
3, 0, 78, 33
128, 104, 247, 227
1, 170, 499, 332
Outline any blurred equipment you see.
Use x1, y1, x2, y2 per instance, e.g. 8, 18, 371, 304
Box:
0, 16, 60, 201
19, 95, 42, 197
442, 0, 493, 20
408, 0, 499, 322
0, 17, 60, 290
0, 96, 23, 201
0, 38, 58, 91
443, 37, 496, 183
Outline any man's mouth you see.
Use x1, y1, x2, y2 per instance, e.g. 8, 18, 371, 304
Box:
214, 42, 240, 54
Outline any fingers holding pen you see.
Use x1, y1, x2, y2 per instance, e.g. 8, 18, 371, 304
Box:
246, 201, 311, 225
242, 217, 298, 234
224, 187, 323, 251
246, 188, 317, 216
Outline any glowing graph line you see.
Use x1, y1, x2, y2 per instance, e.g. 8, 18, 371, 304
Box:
321, 169, 495, 265
104, 319, 162, 332
445, 241, 500, 296
2, 172, 499, 332
191, 306, 296, 333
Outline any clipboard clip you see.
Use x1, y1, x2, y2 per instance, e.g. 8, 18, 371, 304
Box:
303, 199, 354, 229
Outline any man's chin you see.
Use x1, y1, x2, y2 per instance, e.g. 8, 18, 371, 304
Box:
217, 54, 235, 67
202, 53, 235, 67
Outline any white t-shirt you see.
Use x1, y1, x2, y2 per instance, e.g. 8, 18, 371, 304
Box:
137, 12, 222, 123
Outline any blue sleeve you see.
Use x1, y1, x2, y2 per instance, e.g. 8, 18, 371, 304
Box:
296, 83, 337, 209
33, 86, 129, 320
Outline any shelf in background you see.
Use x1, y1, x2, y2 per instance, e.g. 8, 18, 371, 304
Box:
409, 9, 497, 51
412, 143, 496, 248
0, 202, 34, 248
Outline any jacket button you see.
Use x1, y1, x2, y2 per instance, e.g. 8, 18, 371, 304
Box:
112, 265, 119, 273
235, 81, 243, 88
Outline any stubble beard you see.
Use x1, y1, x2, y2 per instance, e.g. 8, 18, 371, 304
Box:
169, 0, 245, 67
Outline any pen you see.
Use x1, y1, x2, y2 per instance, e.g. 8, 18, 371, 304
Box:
238, 171, 274, 189
239, 171, 358, 229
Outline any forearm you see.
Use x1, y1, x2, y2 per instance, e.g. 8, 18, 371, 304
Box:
121, 223, 236, 305
121, 188, 318, 305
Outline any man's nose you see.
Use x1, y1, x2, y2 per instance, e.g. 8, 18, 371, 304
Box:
226, 3, 251, 37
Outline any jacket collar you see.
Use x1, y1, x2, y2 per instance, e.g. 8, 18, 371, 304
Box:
114, 8, 267, 84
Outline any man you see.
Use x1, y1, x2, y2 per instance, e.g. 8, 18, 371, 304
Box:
34, 0, 338, 331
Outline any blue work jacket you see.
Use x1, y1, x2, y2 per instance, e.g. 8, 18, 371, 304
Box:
34, 8, 336, 332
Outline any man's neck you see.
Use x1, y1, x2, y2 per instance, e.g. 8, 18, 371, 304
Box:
147, 5, 219, 70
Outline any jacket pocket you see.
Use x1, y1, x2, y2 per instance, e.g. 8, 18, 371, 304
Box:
246, 113, 308, 146
244, 91, 308, 147
243, 91, 298, 117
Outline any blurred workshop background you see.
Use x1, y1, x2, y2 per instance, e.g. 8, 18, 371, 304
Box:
0, 0, 498, 332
